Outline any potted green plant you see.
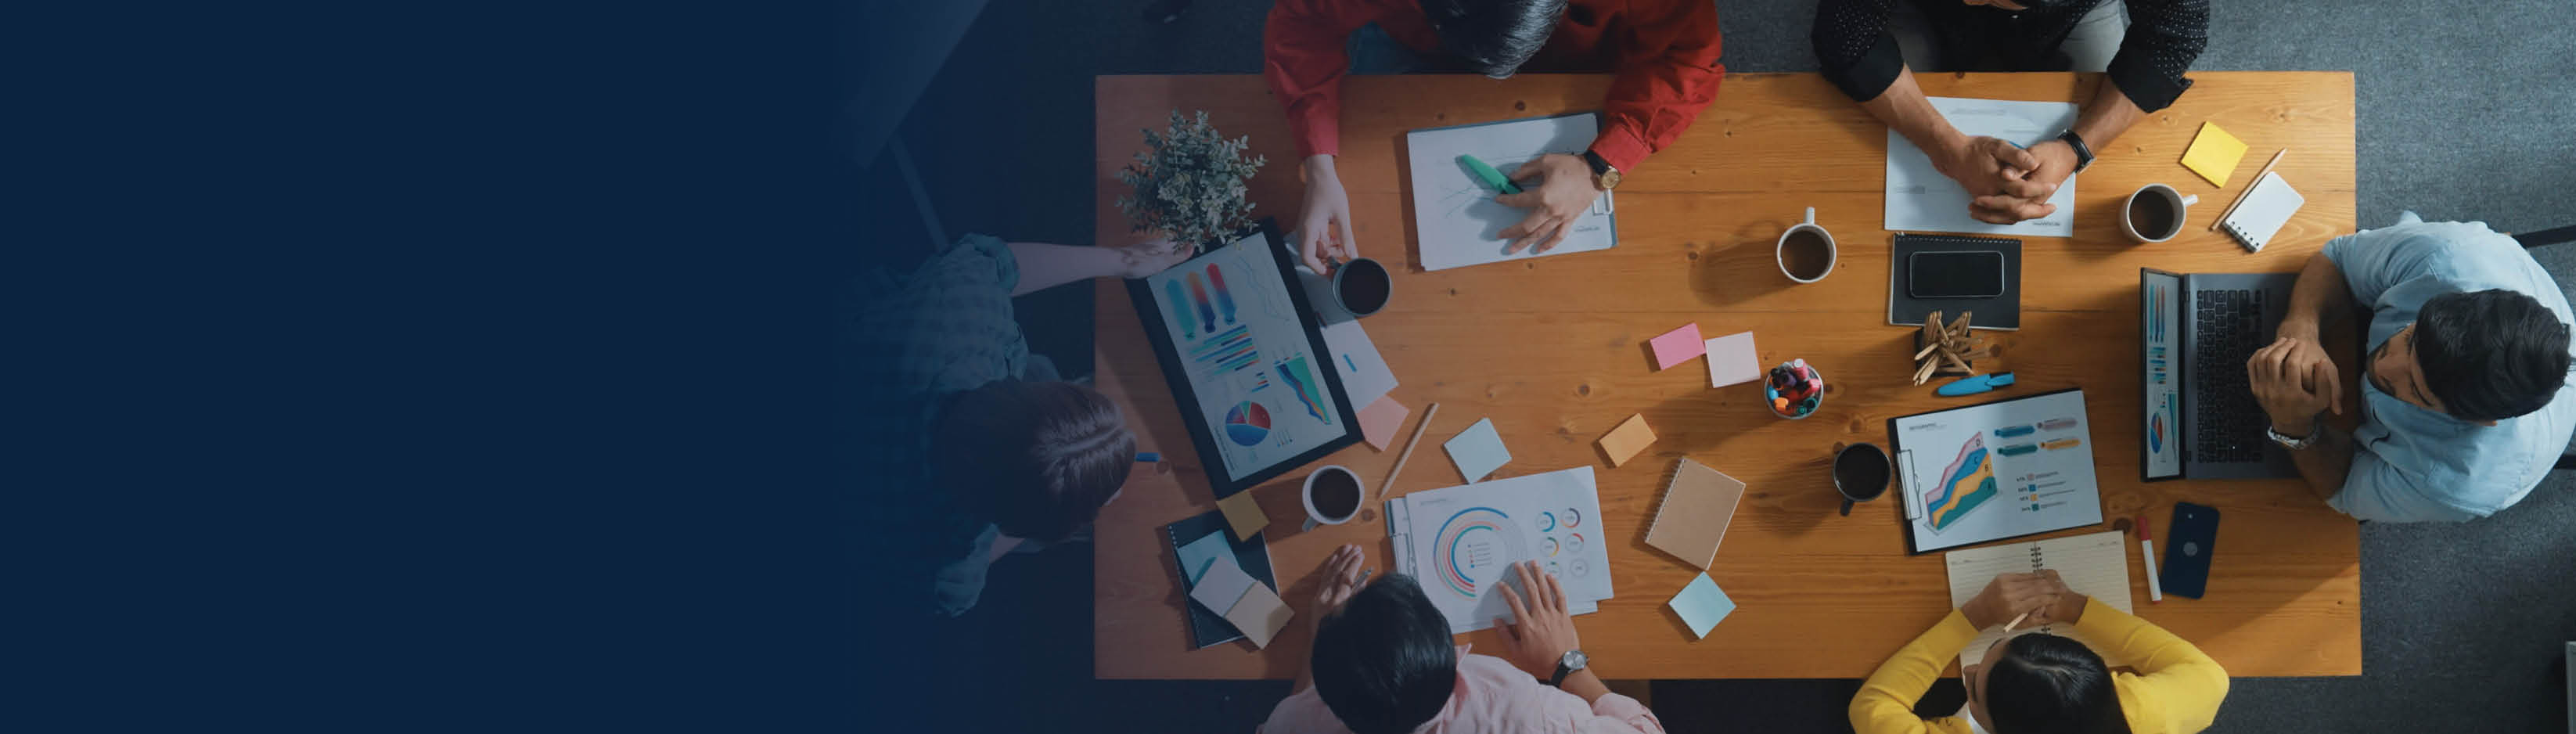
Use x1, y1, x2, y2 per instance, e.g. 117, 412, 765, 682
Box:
1116, 110, 1265, 253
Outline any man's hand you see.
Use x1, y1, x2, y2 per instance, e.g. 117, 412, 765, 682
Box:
1495, 153, 1603, 254
1969, 140, 2076, 224
1308, 544, 1366, 638
1491, 560, 1582, 678
1961, 571, 2066, 629
1297, 155, 1358, 274
2248, 336, 2344, 436
1113, 236, 1189, 279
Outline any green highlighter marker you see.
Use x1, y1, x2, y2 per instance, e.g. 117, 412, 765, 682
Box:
1459, 154, 1523, 195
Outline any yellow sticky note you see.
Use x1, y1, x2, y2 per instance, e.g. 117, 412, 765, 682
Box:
1216, 491, 1268, 540
2180, 122, 2249, 188
1596, 413, 1657, 467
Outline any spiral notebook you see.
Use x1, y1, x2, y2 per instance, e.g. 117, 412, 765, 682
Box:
1164, 509, 1278, 649
1643, 457, 1747, 570
1944, 530, 2135, 667
2218, 171, 2304, 253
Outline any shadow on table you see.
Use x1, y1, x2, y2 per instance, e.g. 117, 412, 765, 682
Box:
1686, 218, 1802, 309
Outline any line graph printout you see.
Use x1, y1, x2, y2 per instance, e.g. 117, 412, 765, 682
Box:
1886, 97, 2079, 237
1405, 113, 1617, 272
1386, 466, 1612, 633
1892, 389, 2103, 553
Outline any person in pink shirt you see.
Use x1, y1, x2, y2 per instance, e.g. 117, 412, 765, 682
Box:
1259, 545, 1664, 733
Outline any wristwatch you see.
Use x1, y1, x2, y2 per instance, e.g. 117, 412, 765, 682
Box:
1547, 649, 1589, 686
2055, 130, 2096, 173
2266, 424, 2315, 451
1580, 149, 1621, 190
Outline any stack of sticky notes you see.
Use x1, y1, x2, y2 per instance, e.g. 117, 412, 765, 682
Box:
1216, 491, 1268, 540
2180, 121, 2249, 188
1648, 323, 1705, 371
1444, 417, 1513, 483
1186, 541, 1294, 648
1704, 331, 1761, 387
1358, 397, 1410, 451
1668, 572, 1737, 639
1596, 414, 1657, 467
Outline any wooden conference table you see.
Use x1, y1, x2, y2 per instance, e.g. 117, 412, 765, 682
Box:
1090, 73, 2359, 680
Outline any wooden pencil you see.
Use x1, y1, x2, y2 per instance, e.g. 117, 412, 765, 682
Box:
2209, 149, 2289, 232
1378, 402, 1440, 500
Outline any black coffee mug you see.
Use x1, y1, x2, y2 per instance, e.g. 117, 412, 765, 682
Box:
1831, 442, 1891, 516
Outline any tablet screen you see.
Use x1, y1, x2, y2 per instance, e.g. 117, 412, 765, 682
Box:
1140, 229, 1350, 483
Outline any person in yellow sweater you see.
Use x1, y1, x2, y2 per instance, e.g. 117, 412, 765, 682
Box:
1851, 570, 2230, 734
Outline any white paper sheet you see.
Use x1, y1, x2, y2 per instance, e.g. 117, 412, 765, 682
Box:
1885, 97, 2080, 237
1383, 466, 1614, 633
1405, 113, 1617, 271
1320, 319, 1398, 408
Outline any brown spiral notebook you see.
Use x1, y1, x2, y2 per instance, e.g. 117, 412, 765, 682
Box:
1643, 457, 1747, 570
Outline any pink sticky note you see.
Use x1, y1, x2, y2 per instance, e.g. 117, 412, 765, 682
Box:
1648, 323, 1705, 371
1358, 397, 1410, 450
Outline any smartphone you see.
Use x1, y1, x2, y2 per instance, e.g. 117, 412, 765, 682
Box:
1907, 250, 2007, 299
2159, 502, 2220, 599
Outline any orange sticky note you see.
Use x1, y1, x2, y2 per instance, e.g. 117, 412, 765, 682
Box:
1596, 413, 1657, 466
1216, 491, 1268, 540
1358, 396, 1411, 450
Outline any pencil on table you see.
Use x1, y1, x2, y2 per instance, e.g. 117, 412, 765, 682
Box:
1378, 402, 1440, 500
2210, 149, 2289, 231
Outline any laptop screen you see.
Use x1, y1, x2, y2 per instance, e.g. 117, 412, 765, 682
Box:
2141, 269, 2184, 480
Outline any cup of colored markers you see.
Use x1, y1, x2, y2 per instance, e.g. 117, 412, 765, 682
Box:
1765, 359, 1825, 419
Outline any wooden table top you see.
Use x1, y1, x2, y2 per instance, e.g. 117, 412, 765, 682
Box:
1090, 72, 2359, 680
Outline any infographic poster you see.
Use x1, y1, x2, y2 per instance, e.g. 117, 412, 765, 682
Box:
1385, 467, 1613, 633
1892, 389, 2104, 553
1143, 234, 1346, 482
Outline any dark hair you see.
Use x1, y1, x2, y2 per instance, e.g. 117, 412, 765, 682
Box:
1311, 574, 1458, 734
1983, 633, 2131, 734
2412, 289, 2573, 421
930, 380, 1134, 542
1417, 0, 1566, 77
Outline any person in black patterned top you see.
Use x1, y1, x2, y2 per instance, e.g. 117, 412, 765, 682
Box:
1811, 0, 2208, 225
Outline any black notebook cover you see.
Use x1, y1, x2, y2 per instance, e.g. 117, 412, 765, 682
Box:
1889, 234, 2022, 330
1164, 509, 1278, 649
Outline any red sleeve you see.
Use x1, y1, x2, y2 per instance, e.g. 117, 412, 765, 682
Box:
1263, 0, 1379, 160
1592, 0, 1725, 172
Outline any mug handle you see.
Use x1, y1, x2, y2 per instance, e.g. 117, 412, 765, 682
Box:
1301, 516, 1319, 532
1804, 207, 1817, 226
2180, 194, 2200, 207
1840, 498, 1855, 516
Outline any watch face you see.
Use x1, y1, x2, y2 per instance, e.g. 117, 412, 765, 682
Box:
1597, 169, 1621, 189
1562, 649, 1588, 670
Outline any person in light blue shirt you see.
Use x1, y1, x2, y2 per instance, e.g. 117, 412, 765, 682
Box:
2245, 212, 2576, 522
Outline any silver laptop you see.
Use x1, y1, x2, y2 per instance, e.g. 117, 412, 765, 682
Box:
2141, 268, 2300, 480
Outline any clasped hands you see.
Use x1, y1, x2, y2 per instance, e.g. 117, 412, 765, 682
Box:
1934, 135, 2081, 225
1961, 570, 2085, 630
2246, 328, 2346, 437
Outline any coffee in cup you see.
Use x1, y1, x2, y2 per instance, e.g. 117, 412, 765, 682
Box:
2122, 184, 2200, 243
1301, 465, 1365, 530
1776, 207, 1837, 283
1299, 256, 1392, 324
1831, 442, 1891, 516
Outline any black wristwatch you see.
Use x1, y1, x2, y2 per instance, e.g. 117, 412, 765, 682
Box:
2055, 130, 2096, 173
1547, 649, 1589, 686
1579, 149, 1621, 190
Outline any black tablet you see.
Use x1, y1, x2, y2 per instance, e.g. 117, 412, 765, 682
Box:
1126, 219, 1361, 498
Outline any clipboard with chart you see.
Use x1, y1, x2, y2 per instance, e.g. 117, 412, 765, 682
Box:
1887, 388, 2106, 554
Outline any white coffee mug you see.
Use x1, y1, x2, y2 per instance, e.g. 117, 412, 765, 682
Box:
2123, 184, 2200, 243
1300, 465, 1365, 531
1775, 207, 1837, 283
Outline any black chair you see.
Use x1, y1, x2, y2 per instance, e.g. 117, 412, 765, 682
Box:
2516, 225, 2576, 470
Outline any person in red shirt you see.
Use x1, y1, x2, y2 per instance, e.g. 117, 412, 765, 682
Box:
1264, 0, 1724, 272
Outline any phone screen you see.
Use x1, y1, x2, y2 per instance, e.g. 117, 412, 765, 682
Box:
1908, 251, 2006, 299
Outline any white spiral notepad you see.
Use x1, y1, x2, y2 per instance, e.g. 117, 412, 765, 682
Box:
2219, 171, 2305, 253
1945, 531, 2135, 667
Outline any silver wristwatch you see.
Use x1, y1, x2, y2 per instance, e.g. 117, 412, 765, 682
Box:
2266, 424, 2315, 451
1548, 649, 1589, 686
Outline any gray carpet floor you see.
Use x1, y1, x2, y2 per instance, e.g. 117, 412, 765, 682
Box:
882, 1, 2576, 731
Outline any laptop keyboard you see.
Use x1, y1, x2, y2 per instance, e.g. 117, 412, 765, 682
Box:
2193, 290, 2267, 464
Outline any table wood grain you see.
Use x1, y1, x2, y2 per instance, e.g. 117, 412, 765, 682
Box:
1090, 72, 2360, 680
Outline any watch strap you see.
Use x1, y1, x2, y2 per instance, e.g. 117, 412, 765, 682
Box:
1548, 661, 1573, 687
1547, 649, 1585, 686
2056, 130, 2096, 172
2266, 424, 2315, 450
1581, 149, 1614, 177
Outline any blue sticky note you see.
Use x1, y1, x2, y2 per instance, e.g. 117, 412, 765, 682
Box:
1443, 418, 1512, 483
1176, 531, 1231, 585
1668, 573, 1736, 639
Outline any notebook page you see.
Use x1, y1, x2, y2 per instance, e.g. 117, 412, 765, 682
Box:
1945, 531, 2135, 667
2222, 171, 2304, 252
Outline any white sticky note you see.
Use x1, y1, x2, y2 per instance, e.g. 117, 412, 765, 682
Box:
1705, 332, 1760, 387
1322, 320, 1398, 407
1175, 531, 1230, 585
1443, 418, 1513, 483
1668, 573, 1737, 639
1189, 550, 1258, 616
